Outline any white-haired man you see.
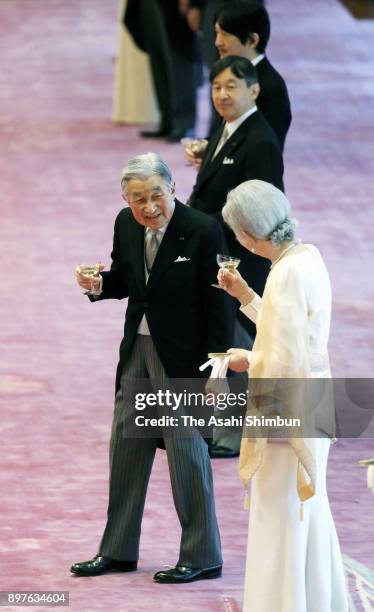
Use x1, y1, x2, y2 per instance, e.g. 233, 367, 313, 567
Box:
71, 153, 234, 583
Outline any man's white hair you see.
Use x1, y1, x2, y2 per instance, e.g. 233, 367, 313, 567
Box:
121, 153, 173, 196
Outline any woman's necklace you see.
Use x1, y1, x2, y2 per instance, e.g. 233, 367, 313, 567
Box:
270, 241, 301, 269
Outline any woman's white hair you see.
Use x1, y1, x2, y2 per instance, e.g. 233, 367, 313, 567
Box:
222, 179, 297, 246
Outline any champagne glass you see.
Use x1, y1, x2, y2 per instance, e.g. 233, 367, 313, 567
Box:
78, 263, 102, 292
212, 254, 241, 288
181, 138, 208, 165
190, 138, 208, 159
180, 137, 193, 148
216, 254, 241, 270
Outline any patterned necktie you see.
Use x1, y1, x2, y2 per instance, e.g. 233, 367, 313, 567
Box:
212, 124, 229, 159
145, 229, 162, 272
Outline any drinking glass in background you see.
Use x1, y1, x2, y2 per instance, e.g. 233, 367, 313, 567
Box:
212, 254, 241, 288
181, 138, 208, 167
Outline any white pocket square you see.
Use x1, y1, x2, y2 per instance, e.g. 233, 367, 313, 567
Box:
174, 256, 190, 262
223, 157, 234, 164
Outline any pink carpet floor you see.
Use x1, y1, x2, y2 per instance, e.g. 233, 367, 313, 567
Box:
0, 0, 373, 610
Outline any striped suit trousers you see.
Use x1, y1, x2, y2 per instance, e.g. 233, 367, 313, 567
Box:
98, 334, 222, 568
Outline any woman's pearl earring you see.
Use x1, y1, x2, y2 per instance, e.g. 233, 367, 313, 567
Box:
250, 247, 255, 253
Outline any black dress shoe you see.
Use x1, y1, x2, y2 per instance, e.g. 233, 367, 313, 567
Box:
210, 446, 239, 459
153, 564, 222, 584
70, 555, 137, 577
139, 127, 171, 139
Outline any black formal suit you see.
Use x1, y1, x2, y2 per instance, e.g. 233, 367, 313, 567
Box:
125, 0, 199, 62
90, 200, 234, 567
188, 109, 283, 338
188, 109, 283, 454
256, 56, 291, 151
124, 0, 199, 134
96, 199, 234, 387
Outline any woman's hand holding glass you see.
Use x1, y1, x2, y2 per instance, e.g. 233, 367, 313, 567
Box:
217, 267, 255, 305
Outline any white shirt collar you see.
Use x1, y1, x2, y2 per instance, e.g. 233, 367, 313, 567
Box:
226, 105, 258, 137
251, 54, 265, 67
223, 56, 263, 136
146, 224, 167, 235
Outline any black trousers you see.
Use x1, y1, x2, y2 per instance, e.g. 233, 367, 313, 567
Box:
141, 0, 198, 132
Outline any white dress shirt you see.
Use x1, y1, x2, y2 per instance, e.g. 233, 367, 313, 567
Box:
225, 105, 258, 139
251, 53, 265, 67
213, 106, 258, 159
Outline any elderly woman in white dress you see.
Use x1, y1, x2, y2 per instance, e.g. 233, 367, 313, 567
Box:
218, 180, 349, 612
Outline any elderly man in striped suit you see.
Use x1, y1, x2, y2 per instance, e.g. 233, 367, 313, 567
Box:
71, 153, 234, 583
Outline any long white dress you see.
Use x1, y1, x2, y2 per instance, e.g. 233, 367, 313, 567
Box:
240, 244, 349, 612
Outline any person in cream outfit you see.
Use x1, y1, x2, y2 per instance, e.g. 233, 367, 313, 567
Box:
218, 179, 349, 612
112, 0, 158, 125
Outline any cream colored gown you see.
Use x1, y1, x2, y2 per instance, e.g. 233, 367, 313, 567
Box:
240, 244, 349, 612
112, 0, 158, 124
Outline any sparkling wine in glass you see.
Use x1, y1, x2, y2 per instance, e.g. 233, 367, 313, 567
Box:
216, 254, 241, 270
78, 263, 101, 292
211, 254, 241, 288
